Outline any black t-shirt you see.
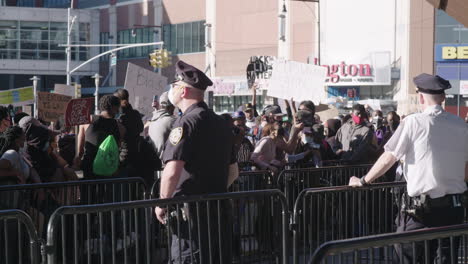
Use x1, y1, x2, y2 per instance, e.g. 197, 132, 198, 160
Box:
163, 101, 233, 195
82, 116, 120, 178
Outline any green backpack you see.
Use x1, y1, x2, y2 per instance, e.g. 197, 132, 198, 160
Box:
92, 135, 119, 176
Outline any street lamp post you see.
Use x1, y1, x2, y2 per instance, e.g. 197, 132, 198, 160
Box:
30, 76, 40, 118
66, 0, 76, 86
91, 73, 102, 115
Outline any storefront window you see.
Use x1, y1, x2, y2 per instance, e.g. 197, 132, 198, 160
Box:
213, 95, 265, 113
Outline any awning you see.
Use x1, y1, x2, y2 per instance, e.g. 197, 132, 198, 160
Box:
426, 0, 468, 27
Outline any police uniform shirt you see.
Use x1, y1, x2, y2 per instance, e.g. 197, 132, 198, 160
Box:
162, 101, 233, 197
384, 105, 468, 198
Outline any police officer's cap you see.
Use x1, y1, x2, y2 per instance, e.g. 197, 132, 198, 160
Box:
174, 60, 213, 90
413, 73, 451, 94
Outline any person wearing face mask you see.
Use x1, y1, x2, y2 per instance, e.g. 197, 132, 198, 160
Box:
335, 104, 374, 164
154, 61, 233, 264
81, 95, 126, 179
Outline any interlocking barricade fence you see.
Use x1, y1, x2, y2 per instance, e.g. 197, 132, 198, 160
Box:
278, 164, 375, 210
229, 170, 275, 192
45, 189, 289, 264
292, 182, 407, 264
150, 171, 275, 198
0, 178, 147, 238
309, 223, 468, 264
0, 209, 42, 264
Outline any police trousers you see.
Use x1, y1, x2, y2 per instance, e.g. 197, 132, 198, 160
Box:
168, 200, 232, 264
394, 206, 464, 264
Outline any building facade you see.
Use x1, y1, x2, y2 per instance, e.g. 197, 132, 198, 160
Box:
0, 6, 99, 93
434, 9, 468, 117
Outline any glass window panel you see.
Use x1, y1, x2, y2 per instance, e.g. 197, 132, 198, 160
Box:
436, 26, 460, 44
50, 31, 67, 43
0, 29, 18, 40
80, 52, 87, 61
459, 67, 468, 80
20, 21, 48, 30
199, 21, 205, 52
183, 23, 192, 53
192, 22, 199, 52
0, 21, 18, 30
459, 29, 468, 44
50, 41, 65, 51
0, 40, 17, 50
20, 40, 38, 50
163, 24, 171, 48
50, 51, 65, 60
136, 28, 143, 57
0, 50, 17, 59
39, 41, 48, 50
436, 10, 461, 26
50, 22, 67, 31
170, 25, 176, 54
176, 24, 184, 54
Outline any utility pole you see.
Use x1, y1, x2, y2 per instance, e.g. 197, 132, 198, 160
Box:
66, 0, 76, 86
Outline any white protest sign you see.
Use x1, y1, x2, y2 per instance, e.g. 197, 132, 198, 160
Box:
124, 63, 168, 119
460, 80, 468, 95
267, 60, 327, 104
54, 84, 75, 97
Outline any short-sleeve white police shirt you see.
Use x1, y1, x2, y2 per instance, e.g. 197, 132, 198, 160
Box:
384, 105, 468, 198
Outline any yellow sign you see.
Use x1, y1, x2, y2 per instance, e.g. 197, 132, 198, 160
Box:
442, 46, 468, 59
0, 86, 34, 106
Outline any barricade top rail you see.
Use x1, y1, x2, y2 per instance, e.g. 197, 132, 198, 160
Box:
0, 177, 147, 191
238, 170, 271, 176
292, 181, 406, 219
0, 209, 40, 241
50, 189, 286, 217
310, 223, 468, 263
278, 163, 374, 175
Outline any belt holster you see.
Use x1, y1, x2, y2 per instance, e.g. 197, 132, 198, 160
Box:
167, 203, 190, 232
403, 194, 428, 220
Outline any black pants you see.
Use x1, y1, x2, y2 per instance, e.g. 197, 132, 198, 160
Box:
169, 201, 232, 264
394, 206, 464, 264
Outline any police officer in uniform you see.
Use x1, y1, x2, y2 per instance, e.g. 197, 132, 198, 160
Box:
154, 61, 233, 263
349, 73, 468, 263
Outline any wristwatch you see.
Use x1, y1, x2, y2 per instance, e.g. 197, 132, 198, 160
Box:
360, 176, 370, 186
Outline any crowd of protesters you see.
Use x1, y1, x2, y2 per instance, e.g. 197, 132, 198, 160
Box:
0, 84, 465, 191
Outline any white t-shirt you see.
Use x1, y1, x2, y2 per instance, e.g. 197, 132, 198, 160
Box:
1, 150, 30, 180
384, 105, 468, 198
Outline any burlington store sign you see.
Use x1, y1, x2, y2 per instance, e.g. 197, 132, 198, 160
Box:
321, 52, 392, 86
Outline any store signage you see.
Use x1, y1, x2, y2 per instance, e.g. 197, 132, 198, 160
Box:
436, 44, 468, 62
322, 62, 372, 83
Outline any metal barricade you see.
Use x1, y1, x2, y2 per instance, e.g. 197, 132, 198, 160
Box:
278, 164, 375, 209
0, 209, 42, 264
229, 170, 275, 192
292, 182, 407, 264
150, 171, 275, 198
45, 190, 289, 264
310, 223, 468, 263
0, 177, 146, 237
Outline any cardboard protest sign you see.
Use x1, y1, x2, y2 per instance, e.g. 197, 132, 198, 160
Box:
0, 86, 34, 107
267, 60, 327, 104
37, 92, 72, 122
124, 63, 168, 119
54, 84, 75, 97
65, 98, 94, 127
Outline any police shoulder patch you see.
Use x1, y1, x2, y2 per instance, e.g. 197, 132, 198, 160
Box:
169, 127, 183, 145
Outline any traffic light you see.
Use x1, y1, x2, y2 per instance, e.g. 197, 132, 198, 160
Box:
149, 49, 172, 69
161, 49, 172, 68
149, 49, 163, 68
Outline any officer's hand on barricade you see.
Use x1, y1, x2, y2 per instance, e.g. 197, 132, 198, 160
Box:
155, 207, 167, 224
348, 176, 362, 187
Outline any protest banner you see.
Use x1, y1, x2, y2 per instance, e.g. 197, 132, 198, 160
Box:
124, 63, 168, 119
267, 60, 327, 104
37, 92, 72, 122
54, 84, 75, 97
65, 98, 94, 127
0, 86, 34, 107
